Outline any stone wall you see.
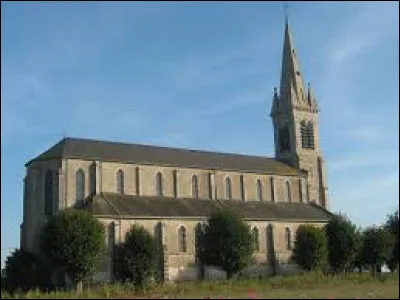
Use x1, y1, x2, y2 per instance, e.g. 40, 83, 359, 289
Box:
63, 158, 307, 206
92, 217, 325, 283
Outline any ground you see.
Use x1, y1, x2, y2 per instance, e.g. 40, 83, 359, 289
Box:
1, 272, 398, 299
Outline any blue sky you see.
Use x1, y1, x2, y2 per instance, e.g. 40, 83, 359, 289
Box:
1, 1, 399, 266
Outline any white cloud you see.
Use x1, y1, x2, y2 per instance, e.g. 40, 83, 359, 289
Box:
330, 172, 399, 227
328, 1, 398, 65
335, 126, 387, 143
320, 1, 398, 101
329, 150, 398, 172
317, 2, 398, 147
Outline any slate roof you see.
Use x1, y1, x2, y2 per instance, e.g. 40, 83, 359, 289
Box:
82, 193, 332, 222
26, 137, 302, 176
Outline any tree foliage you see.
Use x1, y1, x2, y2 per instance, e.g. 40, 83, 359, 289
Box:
361, 226, 393, 275
325, 213, 359, 272
350, 227, 366, 273
2, 249, 38, 294
292, 225, 328, 272
384, 209, 399, 272
40, 209, 105, 288
114, 224, 157, 288
198, 208, 254, 279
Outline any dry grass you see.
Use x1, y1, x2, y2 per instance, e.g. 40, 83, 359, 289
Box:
1, 272, 399, 299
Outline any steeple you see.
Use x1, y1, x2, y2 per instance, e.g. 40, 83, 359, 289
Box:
280, 19, 307, 105
270, 17, 329, 210
271, 18, 319, 118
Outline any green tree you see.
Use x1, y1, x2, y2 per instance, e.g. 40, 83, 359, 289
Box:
362, 226, 393, 276
3, 249, 38, 294
292, 225, 328, 272
40, 209, 105, 291
325, 213, 359, 273
114, 224, 157, 289
384, 209, 399, 272
199, 208, 254, 279
350, 227, 366, 273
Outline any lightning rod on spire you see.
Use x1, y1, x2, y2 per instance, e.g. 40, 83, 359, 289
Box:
284, 2, 289, 24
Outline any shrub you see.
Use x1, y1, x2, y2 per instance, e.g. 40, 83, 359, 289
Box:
40, 209, 105, 291
350, 227, 366, 273
384, 209, 399, 272
198, 208, 254, 279
361, 226, 393, 276
2, 249, 38, 294
325, 213, 359, 272
292, 225, 328, 272
114, 224, 157, 289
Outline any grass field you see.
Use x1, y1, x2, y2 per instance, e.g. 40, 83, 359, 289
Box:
1, 272, 399, 299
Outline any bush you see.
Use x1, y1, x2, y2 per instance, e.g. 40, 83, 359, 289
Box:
325, 213, 359, 272
350, 227, 366, 273
292, 225, 328, 272
114, 224, 157, 289
198, 208, 254, 279
362, 226, 393, 276
40, 209, 105, 291
384, 209, 399, 272
2, 249, 38, 294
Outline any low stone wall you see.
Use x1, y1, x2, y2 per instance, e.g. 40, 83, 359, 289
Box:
169, 264, 301, 282
279, 264, 300, 275
92, 271, 111, 283
204, 266, 227, 281
240, 265, 273, 278
169, 266, 198, 282
92, 263, 301, 283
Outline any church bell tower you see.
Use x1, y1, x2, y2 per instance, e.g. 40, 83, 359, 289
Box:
270, 19, 329, 209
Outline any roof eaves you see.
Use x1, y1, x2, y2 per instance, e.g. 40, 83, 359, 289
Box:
90, 214, 329, 222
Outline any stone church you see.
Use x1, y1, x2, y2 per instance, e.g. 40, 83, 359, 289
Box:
20, 20, 332, 282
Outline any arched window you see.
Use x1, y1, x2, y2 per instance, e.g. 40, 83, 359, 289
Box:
300, 121, 307, 149
116, 169, 124, 194
195, 223, 204, 264
256, 179, 263, 201
285, 227, 292, 250
253, 227, 260, 251
135, 167, 140, 196
208, 172, 213, 199
44, 170, 53, 215
192, 175, 199, 198
270, 177, 275, 203
240, 175, 245, 200
286, 181, 292, 203
225, 177, 232, 199
172, 170, 178, 198
266, 224, 274, 254
89, 163, 96, 195
279, 125, 290, 152
301, 121, 315, 150
178, 226, 187, 252
76, 169, 85, 206
156, 172, 163, 197
299, 178, 303, 203
307, 122, 315, 150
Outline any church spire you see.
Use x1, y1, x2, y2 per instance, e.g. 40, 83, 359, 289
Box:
280, 19, 306, 103
271, 17, 318, 118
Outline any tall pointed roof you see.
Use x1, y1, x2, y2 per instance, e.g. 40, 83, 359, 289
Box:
279, 19, 306, 104
271, 18, 319, 117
